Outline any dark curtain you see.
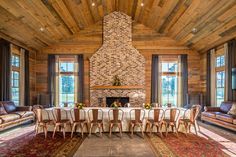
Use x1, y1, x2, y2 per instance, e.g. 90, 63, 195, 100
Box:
227, 39, 236, 101
48, 55, 56, 107
206, 50, 211, 106
151, 55, 159, 103
24, 50, 30, 106
181, 54, 188, 106
0, 40, 11, 101
78, 54, 84, 103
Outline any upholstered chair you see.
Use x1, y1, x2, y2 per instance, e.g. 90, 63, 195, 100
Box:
35, 108, 53, 139
178, 105, 201, 136
108, 108, 124, 138
88, 109, 104, 137
52, 108, 71, 139
162, 108, 180, 137
129, 109, 145, 138
70, 108, 89, 138
145, 108, 164, 137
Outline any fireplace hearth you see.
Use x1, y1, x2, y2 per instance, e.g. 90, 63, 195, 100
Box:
106, 97, 129, 107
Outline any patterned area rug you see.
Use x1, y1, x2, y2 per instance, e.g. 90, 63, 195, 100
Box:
146, 132, 229, 157
0, 125, 85, 157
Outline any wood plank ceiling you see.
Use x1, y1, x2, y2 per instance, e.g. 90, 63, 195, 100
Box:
0, 0, 236, 53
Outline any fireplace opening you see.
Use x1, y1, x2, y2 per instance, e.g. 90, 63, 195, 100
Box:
106, 97, 129, 107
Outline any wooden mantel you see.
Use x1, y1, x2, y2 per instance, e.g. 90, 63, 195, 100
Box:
90, 85, 145, 90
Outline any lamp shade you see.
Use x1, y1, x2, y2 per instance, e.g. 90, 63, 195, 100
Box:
232, 68, 236, 90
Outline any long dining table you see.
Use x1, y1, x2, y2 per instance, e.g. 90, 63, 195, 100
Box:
43, 107, 189, 133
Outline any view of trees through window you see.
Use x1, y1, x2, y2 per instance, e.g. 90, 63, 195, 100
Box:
59, 61, 75, 106
11, 55, 20, 106
161, 62, 178, 106
215, 55, 225, 107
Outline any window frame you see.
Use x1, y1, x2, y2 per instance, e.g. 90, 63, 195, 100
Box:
215, 52, 225, 107
58, 56, 77, 106
11, 54, 21, 106
160, 56, 179, 106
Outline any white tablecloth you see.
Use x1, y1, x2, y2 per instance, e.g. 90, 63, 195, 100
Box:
43, 107, 188, 133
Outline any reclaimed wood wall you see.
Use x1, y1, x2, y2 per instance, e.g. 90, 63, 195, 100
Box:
35, 22, 201, 105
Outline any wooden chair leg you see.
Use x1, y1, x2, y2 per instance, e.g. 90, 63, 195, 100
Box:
80, 123, 84, 138
195, 120, 200, 132
44, 125, 48, 139
174, 124, 178, 137
52, 125, 58, 139
184, 123, 188, 136
129, 123, 131, 132
119, 123, 122, 138
140, 124, 144, 138
71, 123, 76, 138
165, 123, 169, 137
35, 124, 39, 136
102, 123, 104, 132
98, 123, 102, 137
131, 123, 134, 138
109, 123, 113, 138
86, 123, 89, 133
89, 123, 93, 137
177, 122, 181, 132
158, 125, 163, 138
150, 124, 154, 136
193, 124, 198, 135
145, 123, 149, 132
63, 124, 66, 139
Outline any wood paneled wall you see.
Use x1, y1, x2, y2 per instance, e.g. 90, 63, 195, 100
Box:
35, 22, 201, 104
29, 51, 36, 105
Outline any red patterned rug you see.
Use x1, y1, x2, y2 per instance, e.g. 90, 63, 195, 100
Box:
0, 126, 85, 157
147, 132, 229, 157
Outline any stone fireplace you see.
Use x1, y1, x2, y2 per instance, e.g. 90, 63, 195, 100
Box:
106, 97, 129, 107
90, 12, 145, 107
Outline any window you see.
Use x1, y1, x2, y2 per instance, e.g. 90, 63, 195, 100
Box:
160, 60, 178, 106
11, 55, 20, 106
216, 71, 225, 106
58, 58, 77, 106
216, 55, 225, 67
215, 55, 225, 106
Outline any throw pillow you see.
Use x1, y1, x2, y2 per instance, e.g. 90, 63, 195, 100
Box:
0, 104, 7, 115
228, 103, 236, 115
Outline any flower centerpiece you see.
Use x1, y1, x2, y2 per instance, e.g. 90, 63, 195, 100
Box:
143, 103, 152, 110
111, 102, 119, 108
75, 103, 84, 109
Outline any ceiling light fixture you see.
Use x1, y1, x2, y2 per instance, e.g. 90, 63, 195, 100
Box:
141, 2, 144, 7
192, 28, 197, 34
39, 27, 44, 32
91, 2, 95, 6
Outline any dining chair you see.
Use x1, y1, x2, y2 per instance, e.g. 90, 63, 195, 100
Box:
32, 105, 44, 131
108, 108, 124, 138
145, 108, 164, 137
88, 109, 104, 137
162, 108, 180, 137
70, 108, 89, 138
35, 108, 53, 139
129, 109, 145, 138
52, 108, 71, 139
178, 105, 201, 136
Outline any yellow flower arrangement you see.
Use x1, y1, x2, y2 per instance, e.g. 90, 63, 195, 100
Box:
144, 103, 152, 109
111, 102, 119, 108
75, 103, 84, 109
